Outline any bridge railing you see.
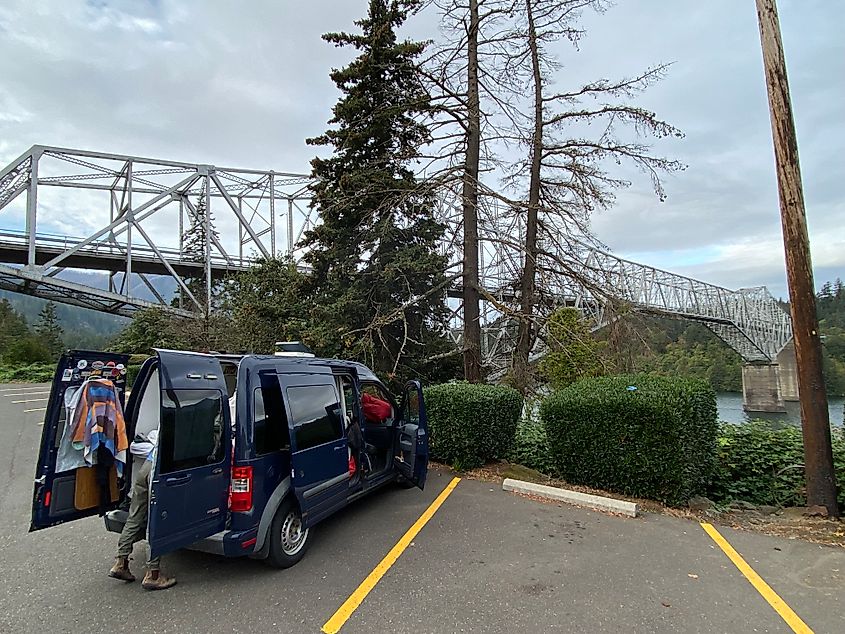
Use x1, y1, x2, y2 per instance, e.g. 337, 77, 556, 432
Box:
0, 228, 251, 271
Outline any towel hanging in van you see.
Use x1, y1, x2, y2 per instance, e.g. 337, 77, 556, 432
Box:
55, 378, 129, 475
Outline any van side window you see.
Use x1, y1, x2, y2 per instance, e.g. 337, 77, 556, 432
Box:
361, 383, 394, 424
286, 384, 344, 451
160, 389, 225, 474
405, 388, 420, 425
254, 374, 290, 455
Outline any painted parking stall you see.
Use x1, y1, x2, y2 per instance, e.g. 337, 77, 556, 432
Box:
1, 381, 843, 632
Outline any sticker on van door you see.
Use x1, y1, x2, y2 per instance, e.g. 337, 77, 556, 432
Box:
61, 369, 73, 382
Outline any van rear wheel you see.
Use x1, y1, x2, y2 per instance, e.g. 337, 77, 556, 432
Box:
266, 498, 310, 569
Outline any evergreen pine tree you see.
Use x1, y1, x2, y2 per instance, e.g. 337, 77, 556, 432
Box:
35, 301, 64, 358
0, 299, 29, 350
178, 189, 220, 313
302, 0, 456, 385
182, 191, 219, 264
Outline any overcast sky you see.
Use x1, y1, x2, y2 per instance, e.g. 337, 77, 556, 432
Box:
0, 0, 841, 298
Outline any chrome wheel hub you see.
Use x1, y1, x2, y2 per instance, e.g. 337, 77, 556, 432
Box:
281, 511, 308, 556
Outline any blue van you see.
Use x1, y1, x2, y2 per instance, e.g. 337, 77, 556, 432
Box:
30, 349, 429, 568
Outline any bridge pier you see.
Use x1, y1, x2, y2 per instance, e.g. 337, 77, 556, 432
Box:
742, 362, 786, 413
776, 340, 799, 401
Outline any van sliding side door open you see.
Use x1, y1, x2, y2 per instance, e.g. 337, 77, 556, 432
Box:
283, 374, 350, 527
393, 380, 429, 491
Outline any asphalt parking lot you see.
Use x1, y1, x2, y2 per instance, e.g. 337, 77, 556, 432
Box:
2, 383, 844, 633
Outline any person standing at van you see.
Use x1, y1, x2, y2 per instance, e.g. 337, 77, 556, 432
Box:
108, 430, 176, 590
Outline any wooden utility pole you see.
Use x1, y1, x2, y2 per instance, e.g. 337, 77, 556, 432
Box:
755, 0, 839, 516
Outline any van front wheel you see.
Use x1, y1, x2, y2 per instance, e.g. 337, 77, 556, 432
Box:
266, 499, 310, 569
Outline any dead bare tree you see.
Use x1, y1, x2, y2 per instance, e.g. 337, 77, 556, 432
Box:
421, 0, 520, 381
501, 0, 684, 392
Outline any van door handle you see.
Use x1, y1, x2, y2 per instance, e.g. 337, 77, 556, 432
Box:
211, 467, 223, 475
164, 474, 192, 486
334, 446, 345, 451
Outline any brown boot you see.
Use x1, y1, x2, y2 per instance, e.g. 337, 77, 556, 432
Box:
108, 556, 135, 582
142, 570, 176, 591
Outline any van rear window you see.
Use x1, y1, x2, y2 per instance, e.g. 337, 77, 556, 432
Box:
286, 384, 344, 451
160, 389, 225, 474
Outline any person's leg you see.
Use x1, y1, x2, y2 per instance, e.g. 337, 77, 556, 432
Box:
141, 557, 176, 590
139, 461, 175, 590
109, 460, 152, 582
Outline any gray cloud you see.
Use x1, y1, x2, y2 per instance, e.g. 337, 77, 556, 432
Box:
0, 0, 842, 298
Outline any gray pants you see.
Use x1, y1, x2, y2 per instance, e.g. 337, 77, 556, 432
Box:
116, 459, 160, 570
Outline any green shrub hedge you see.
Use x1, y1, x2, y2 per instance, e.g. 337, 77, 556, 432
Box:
541, 374, 718, 505
508, 417, 555, 475
708, 421, 845, 508
424, 382, 523, 469
126, 364, 144, 388
0, 362, 56, 383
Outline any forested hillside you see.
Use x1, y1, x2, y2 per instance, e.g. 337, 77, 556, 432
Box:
0, 291, 126, 350
607, 278, 845, 395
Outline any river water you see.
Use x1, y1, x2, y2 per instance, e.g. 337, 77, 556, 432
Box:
717, 392, 845, 427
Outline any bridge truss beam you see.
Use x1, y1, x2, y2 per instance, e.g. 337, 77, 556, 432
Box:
0, 145, 792, 366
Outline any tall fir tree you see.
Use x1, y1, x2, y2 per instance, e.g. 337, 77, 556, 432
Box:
302, 0, 456, 386
35, 301, 64, 358
175, 188, 227, 351
179, 187, 220, 311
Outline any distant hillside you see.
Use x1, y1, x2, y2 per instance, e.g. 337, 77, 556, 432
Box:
0, 290, 128, 350
606, 278, 845, 396
0, 269, 187, 350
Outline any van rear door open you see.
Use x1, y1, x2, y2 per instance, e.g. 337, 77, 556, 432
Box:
147, 350, 231, 559
30, 351, 130, 532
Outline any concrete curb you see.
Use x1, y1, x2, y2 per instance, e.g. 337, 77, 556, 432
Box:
502, 478, 639, 517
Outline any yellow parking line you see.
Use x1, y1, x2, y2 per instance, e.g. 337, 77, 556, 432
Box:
700, 522, 813, 634
322, 477, 461, 634
12, 398, 49, 404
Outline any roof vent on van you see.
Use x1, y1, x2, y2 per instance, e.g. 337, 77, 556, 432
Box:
274, 341, 315, 357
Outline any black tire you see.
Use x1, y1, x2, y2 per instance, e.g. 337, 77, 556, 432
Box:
266, 498, 310, 569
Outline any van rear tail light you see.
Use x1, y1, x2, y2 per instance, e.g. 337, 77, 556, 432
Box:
230, 466, 253, 512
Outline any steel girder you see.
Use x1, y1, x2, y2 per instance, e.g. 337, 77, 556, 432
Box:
0, 145, 791, 365
435, 186, 792, 366
0, 145, 315, 314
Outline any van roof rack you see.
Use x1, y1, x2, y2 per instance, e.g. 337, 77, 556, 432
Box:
274, 341, 315, 357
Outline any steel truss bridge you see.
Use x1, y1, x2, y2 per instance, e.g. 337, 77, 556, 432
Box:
0, 145, 791, 367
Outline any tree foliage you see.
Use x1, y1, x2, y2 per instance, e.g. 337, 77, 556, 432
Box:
35, 302, 64, 358
109, 307, 188, 356
301, 0, 456, 387
0, 299, 52, 366
226, 258, 311, 354
0, 299, 31, 355
537, 307, 605, 390
818, 278, 845, 395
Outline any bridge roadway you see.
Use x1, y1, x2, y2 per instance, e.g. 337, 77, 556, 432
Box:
0, 229, 244, 279
0, 229, 471, 301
